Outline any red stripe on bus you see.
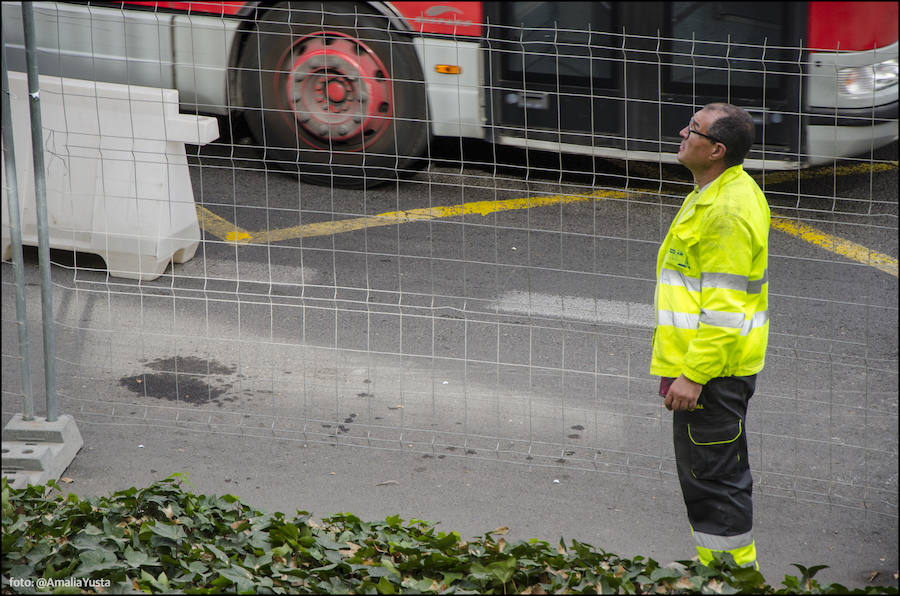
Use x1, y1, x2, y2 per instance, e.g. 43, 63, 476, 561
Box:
808, 1, 898, 50
391, 1, 483, 36
122, 1, 245, 16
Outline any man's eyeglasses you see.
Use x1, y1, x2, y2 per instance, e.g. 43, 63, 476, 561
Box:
687, 123, 725, 146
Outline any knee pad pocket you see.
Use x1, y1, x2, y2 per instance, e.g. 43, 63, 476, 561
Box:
687, 418, 746, 479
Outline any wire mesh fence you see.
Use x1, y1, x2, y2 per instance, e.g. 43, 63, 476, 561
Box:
2, 2, 897, 518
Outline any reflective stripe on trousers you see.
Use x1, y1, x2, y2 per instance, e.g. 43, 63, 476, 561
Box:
692, 528, 758, 569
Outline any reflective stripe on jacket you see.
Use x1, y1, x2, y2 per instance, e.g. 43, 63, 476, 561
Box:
650, 165, 770, 385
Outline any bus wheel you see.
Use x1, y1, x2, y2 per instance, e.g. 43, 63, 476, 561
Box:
239, 2, 428, 188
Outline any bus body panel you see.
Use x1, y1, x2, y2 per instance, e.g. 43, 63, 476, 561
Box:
2, 1, 897, 171
388, 1, 483, 36
412, 38, 485, 138
807, 1, 898, 51
1, 2, 238, 114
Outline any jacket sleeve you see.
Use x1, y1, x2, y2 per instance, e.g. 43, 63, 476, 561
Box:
681, 210, 754, 384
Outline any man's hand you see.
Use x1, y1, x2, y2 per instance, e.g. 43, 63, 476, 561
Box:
664, 375, 703, 411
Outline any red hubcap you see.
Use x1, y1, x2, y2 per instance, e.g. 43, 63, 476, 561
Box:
279, 31, 393, 150
327, 81, 347, 103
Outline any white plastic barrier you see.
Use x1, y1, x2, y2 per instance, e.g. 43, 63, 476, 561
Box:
2, 71, 218, 280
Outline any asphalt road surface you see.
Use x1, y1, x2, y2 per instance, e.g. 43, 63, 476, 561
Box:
2, 129, 897, 590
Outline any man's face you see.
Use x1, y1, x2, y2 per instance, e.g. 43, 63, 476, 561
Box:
677, 108, 723, 169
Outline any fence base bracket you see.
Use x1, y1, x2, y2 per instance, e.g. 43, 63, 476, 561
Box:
1, 414, 83, 489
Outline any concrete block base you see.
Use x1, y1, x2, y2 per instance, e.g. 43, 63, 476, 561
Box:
1, 414, 83, 489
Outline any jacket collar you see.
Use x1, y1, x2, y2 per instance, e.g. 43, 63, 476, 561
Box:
692, 164, 745, 207
671, 165, 745, 237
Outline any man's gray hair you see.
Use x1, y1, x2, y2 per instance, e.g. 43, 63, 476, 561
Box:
706, 103, 755, 167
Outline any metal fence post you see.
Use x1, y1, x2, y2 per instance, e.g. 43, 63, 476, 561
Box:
21, 2, 58, 422
1, 31, 35, 421
1, 5, 83, 489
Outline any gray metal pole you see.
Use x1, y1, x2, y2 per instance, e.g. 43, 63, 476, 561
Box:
21, 3, 58, 422
2, 36, 36, 421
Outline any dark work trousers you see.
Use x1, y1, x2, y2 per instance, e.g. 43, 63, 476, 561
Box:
672, 375, 756, 553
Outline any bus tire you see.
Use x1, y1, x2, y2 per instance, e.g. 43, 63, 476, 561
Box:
238, 2, 429, 188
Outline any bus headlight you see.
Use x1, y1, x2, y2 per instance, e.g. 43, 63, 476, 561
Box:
838, 58, 899, 96
874, 58, 899, 91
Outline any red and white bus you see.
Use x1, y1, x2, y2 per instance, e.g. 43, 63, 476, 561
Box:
3, 1, 897, 187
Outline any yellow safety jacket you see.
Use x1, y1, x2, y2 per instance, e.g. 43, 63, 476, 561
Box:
650, 165, 770, 385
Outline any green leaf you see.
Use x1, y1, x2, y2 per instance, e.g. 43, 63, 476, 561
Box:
218, 564, 255, 591
365, 566, 395, 579
408, 577, 438, 592
380, 556, 401, 578
270, 544, 292, 559
376, 576, 396, 594
1, 535, 20, 554
468, 562, 493, 585
693, 562, 720, 579
24, 542, 53, 566
74, 549, 123, 576
69, 533, 104, 550
248, 530, 271, 550
486, 556, 517, 584
205, 543, 229, 563
5, 516, 29, 534
80, 523, 104, 536
6, 564, 35, 581
102, 515, 126, 539
431, 531, 461, 550
243, 552, 272, 571
731, 565, 766, 588
322, 575, 350, 593
185, 560, 210, 578
315, 534, 347, 551
794, 563, 829, 580
123, 546, 160, 568
149, 521, 186, 541
650, 566, 683, 582
467, 543, 486, 557
596, 575, 616, 593
45, 556, 79, 580
139, 569, 171, 592
270, 521, 299, 545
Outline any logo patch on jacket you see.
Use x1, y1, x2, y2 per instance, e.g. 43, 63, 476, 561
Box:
669, 248, 690, 269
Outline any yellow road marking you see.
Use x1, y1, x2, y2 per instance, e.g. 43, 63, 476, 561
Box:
196, 206, 252, 243
195, 162, 897, 276
200, 160, 897, 244
753, 161, 898, 186
771, 217, 898, 277
197, 188, 630, 244
258, 188, 629, 243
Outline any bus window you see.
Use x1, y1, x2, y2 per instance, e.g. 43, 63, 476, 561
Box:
666, 2, 793, 100
501, 1, 617, 86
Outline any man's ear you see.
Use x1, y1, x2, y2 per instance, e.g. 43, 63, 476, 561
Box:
710, 142, 727, 162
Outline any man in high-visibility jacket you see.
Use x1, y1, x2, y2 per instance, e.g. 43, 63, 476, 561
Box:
651, 103, 769, 570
